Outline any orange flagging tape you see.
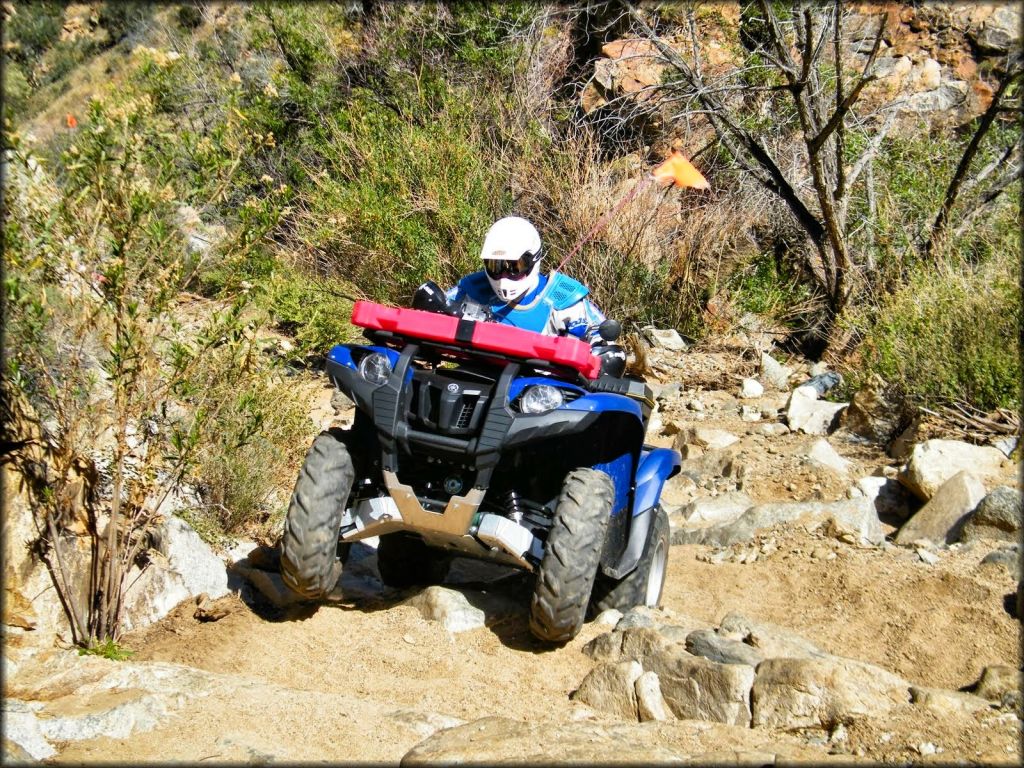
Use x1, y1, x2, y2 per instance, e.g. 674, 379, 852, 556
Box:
651, 150, 709, 190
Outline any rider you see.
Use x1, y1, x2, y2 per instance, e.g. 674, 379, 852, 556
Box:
446, 216, 608, 346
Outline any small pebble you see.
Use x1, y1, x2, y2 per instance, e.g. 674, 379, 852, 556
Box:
917, 548, 939, 565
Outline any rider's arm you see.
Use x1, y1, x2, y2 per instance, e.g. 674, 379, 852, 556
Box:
556, 298, 606, 345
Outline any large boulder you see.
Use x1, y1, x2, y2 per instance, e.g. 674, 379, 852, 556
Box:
752, 656, 911, 729
642, 648, 756, 726
717, 613, 830, 660
898, 439, 1008, 501
121, 515, 230, 632
958, 486, 1023, 543
894, 471, 987, 546
840, 374, 904, 444
673, 498, 883, 547
570, 660, 642, 720
786, 386, 847, 435
678, 492, 754, 529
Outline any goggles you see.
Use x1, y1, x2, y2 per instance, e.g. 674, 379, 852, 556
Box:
484, 251, 538, 281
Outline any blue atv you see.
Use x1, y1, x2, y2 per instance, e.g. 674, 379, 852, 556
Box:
280, 283, 681, 643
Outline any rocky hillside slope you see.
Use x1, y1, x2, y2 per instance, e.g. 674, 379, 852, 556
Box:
3, 334, 1020, 765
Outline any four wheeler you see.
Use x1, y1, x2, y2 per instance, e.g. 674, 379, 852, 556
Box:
280, 285, 681, 643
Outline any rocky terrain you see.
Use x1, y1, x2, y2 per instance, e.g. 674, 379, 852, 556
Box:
3, 330, 1021, 765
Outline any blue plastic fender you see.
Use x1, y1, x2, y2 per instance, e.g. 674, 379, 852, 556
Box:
632, 447, 681, 517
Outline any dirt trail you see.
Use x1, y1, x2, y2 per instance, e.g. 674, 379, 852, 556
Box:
62, 345, 1022, 763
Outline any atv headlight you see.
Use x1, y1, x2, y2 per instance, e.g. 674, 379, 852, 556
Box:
520, 384, 564, 414
358, 352, 392, 386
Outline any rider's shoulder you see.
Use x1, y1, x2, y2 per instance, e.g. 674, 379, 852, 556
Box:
545, 272, 589, 310
457, 271, 494, 302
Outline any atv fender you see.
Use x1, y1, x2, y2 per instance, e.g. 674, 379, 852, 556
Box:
602, 447, 680, 580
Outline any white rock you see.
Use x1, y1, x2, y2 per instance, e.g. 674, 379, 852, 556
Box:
759, 352, 792, 391
852, 476, 910, 520
635, 671, 672, 722
740, 405, 761, 422
679, 427, 740, 451
406, 587, 486, 633
594, 609, 624, 627
806, 439, 850, 475
899, 439, 1009, 501
3, 700, 57, 759
786, 386, 847, 435
739, 379, 764, 399
644, 327, 688, 352
759, 423, 790, 437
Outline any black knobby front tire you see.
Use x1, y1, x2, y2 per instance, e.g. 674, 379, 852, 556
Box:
280, 430, 355, 599
376, 533, 451, 588
529, 468, 614, 644
589, 504, 670, 614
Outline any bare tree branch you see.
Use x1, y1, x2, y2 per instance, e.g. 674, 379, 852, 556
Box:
809, 13, 886, 155
926, 60, 1022, 259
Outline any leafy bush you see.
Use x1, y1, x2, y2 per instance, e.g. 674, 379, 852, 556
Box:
853, 255, 1021, 411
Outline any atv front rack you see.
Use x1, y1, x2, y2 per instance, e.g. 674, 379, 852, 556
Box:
351, 301, 603, 380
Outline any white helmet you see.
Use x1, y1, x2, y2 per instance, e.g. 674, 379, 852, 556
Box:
480, 216, 542, 303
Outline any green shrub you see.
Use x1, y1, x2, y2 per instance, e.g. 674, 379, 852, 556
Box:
854, 255, 1021, 411
262, 265, 362, 359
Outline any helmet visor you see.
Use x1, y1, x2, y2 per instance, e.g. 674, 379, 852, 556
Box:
484, 252, 536, 281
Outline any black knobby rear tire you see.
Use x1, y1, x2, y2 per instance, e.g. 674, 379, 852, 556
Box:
529, 468, 614, 644
589, 504, 670, 614
376, 533, 451, 588
280, 430, 355, 599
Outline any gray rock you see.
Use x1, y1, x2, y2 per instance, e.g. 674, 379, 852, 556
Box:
969, 665, 1022, 704
616, 606, 661, 631
959, 486, 1022, 543
895, 471, 987, 546
992, 436, 1018, 458
643, 327, 688, 352
674, 498, 883, 548
634, 671, 673, 722
972, 4, 1022, 53
909, 686, 992, 716
840, 374, 903, 444
685, 629, 765, 667
979, 548, 1021, 580
405, 586, 502, 633
799, 372, 842, 397
752, 656, 911, 729
759, 422, 790, 437
739, 379, 764, 399
619, 627, 683, 666
570, 660, 642, 720
760, 352, 792, 391
644, 649, 756, 726
673, 427, 740, 452
680, 492, 754, 528
898, 439, 1008, 501
786, 386, 847, 435
717, 613, 829, 660
583, 632, 625, 663
806, 439, 850, 475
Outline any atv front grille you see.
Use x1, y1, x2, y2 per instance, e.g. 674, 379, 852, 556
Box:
408, 372, 493, 437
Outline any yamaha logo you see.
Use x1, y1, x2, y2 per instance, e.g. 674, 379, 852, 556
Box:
447, 383, 459, 393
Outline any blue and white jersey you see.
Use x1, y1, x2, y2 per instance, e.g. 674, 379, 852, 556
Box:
446, 271, 606, 344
